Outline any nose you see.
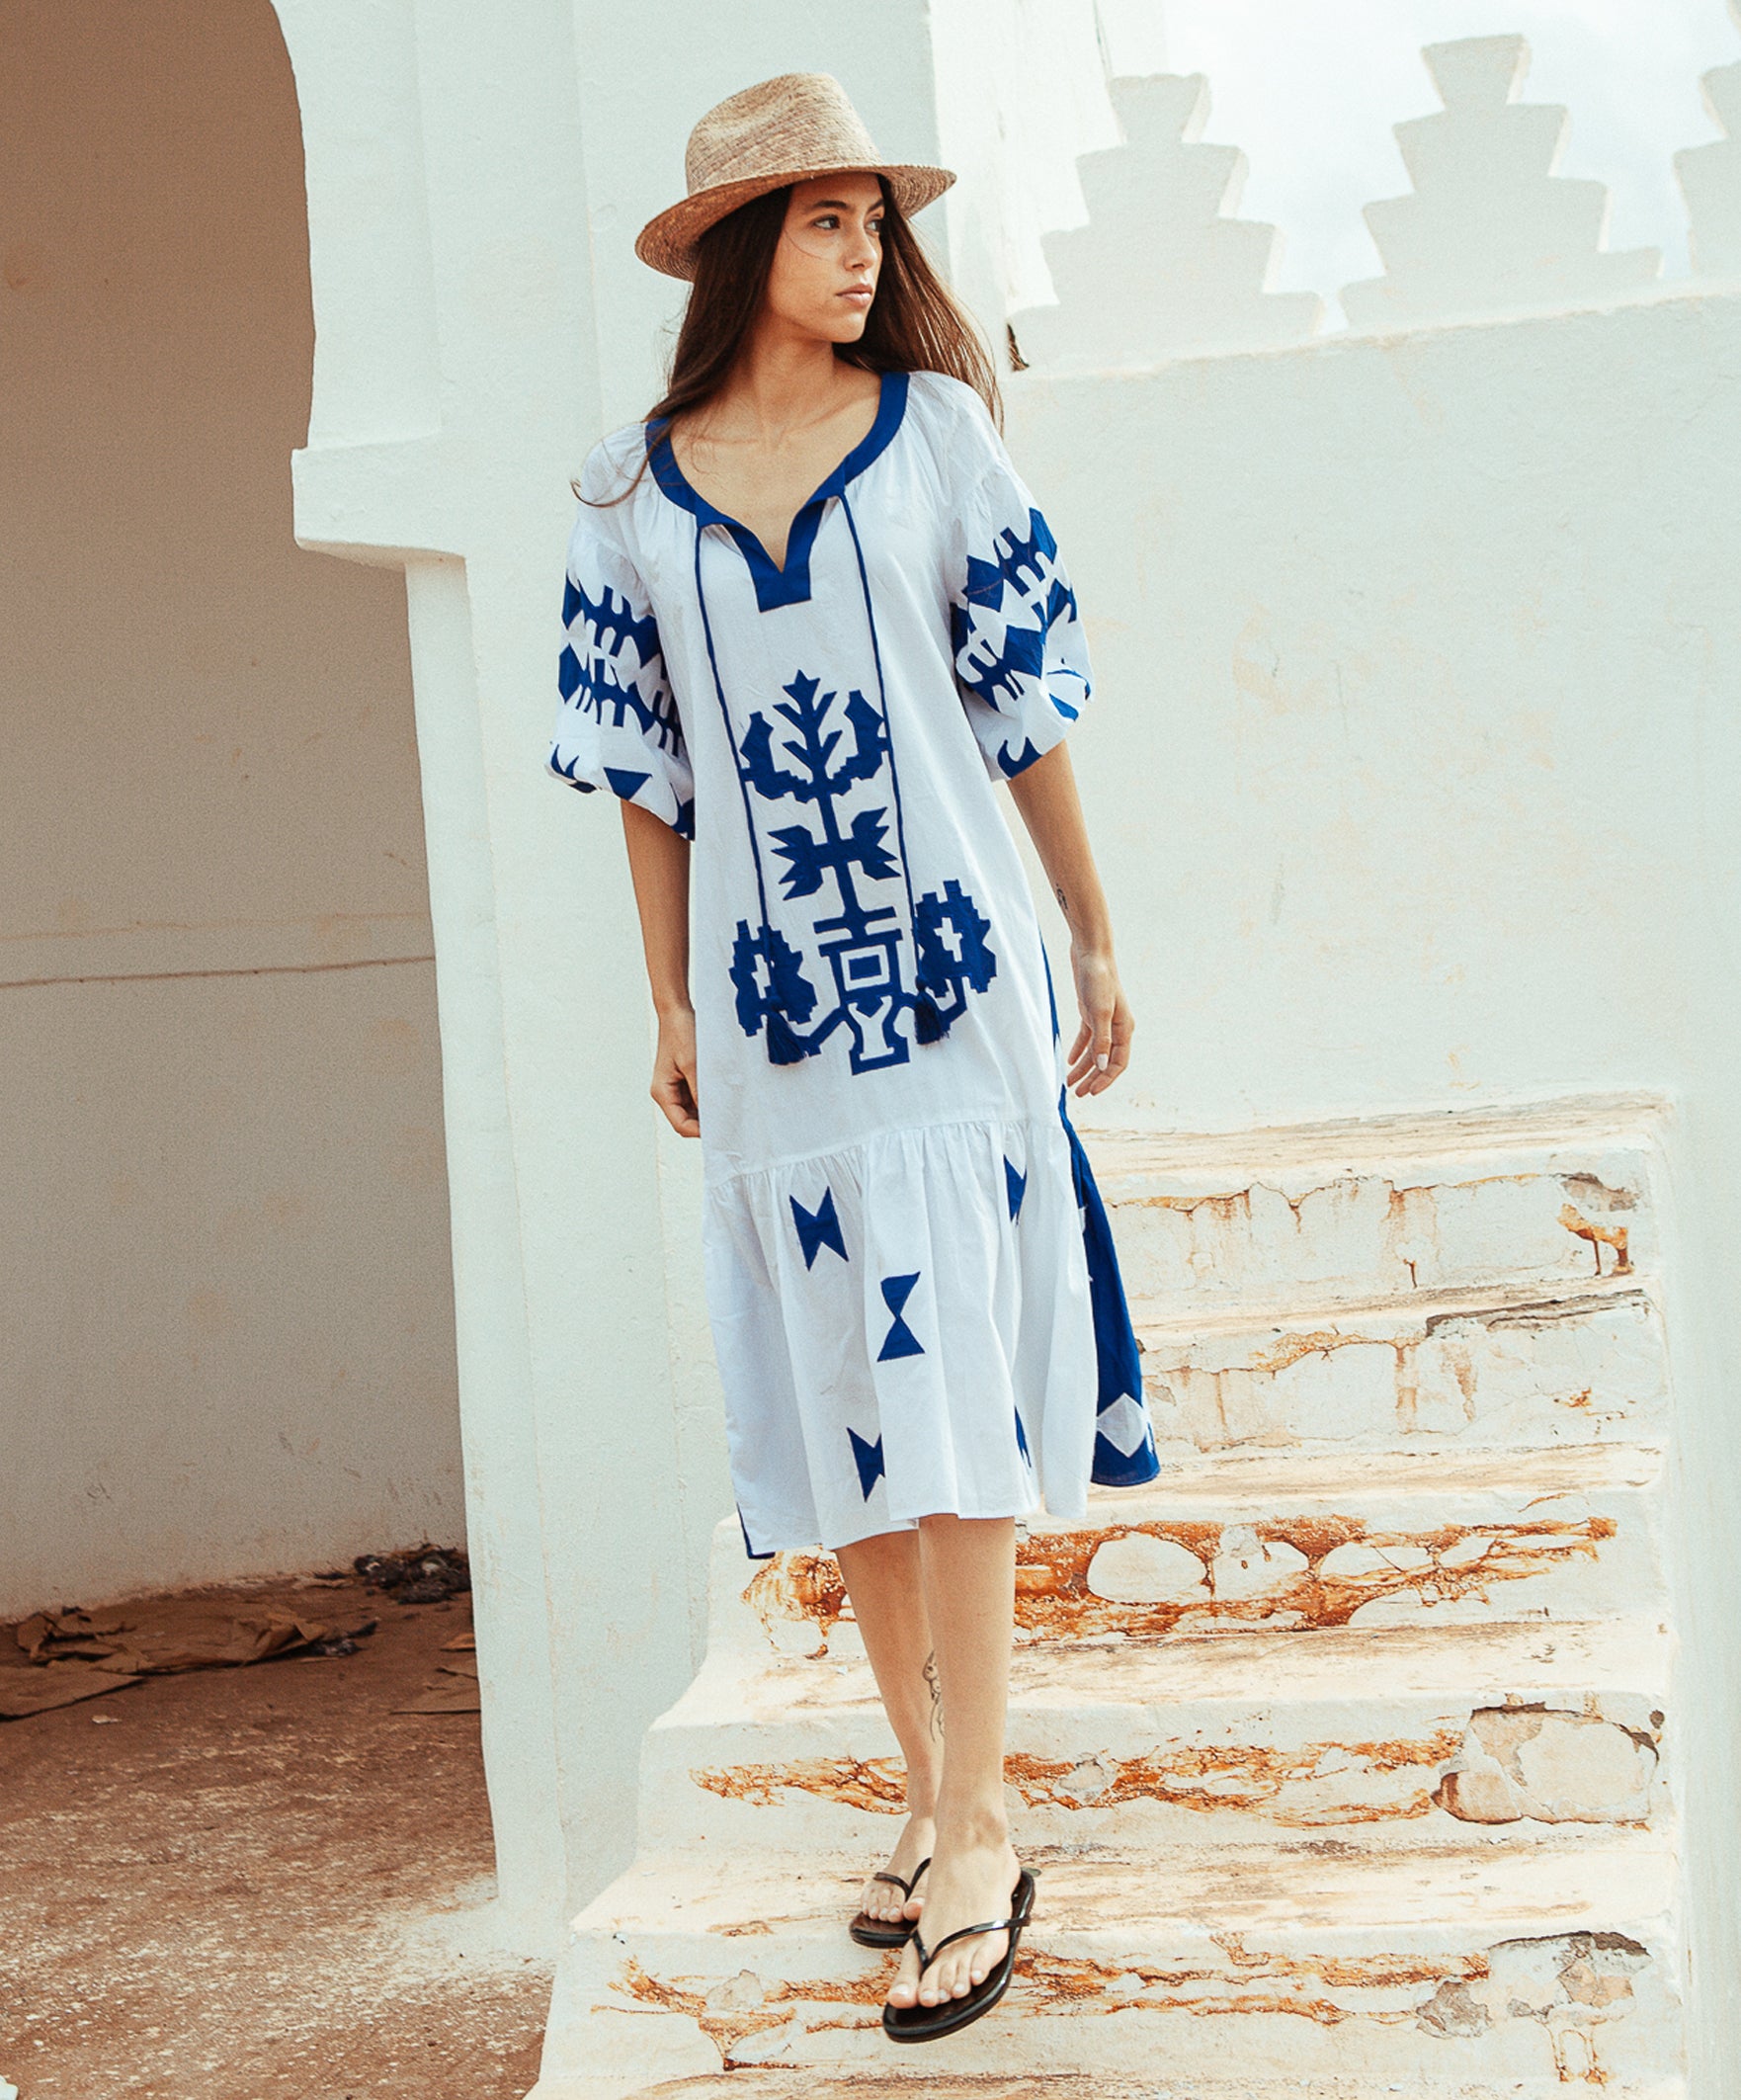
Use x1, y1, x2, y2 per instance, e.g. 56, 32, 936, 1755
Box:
845, 219, 878, 273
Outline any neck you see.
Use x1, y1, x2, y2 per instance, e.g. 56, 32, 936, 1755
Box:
722, 319, 854, 438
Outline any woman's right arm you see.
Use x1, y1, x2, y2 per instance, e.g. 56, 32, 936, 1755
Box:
620, 799, 701, 1137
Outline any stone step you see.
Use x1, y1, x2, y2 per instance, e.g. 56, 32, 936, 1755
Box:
1136, 1276, 1665, 1458
535, 2081, 1686, 2100
725, 1448, 1665, 1664
534, 1839, 1680, 2096
638, 1617, 1671, 1856
1090, 1123, 1653, 1319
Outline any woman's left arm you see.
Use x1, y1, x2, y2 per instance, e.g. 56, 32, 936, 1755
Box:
1006, 741, 1133, 1098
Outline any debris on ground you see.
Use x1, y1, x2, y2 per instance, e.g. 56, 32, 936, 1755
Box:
349, 1543, 469, 1605
1, 1550, 471, 1724
0, 1596, 380, 1721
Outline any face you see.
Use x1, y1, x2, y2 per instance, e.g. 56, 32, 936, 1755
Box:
763, 172, 885, 343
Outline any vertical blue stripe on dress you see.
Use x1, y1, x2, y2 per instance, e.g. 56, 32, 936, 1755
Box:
1059, 1084, 1161, 1488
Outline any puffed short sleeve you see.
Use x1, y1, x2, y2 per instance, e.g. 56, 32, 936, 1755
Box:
944, 395, 1093, 783
546, 456, 695, 838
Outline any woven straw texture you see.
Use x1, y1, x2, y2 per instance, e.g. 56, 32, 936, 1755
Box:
634, 72, 953, 280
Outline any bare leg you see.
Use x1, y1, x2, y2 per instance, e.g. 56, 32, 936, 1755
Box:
834, 1528, 943, 1925
884, 1514, 1022, 2009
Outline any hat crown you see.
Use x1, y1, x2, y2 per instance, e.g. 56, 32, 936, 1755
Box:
684, 72, 884, 198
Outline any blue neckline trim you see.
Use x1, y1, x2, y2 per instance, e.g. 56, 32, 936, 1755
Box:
645, 368, 909, 612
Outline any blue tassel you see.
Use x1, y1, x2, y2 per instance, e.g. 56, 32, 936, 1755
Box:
912, 994, 944, 1043
765, 1010, 809, 1063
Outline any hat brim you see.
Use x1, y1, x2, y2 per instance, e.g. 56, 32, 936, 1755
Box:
634, 163, 955, 281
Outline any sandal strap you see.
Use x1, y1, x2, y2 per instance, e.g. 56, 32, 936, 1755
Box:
870, 1855, 932, 1900
911, 1910, 1017, 1974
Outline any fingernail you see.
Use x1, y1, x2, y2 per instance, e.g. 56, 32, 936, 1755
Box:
1096, 1052, 1109, 1070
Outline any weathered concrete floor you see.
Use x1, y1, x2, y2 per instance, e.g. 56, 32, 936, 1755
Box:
0, 1575, 553, 2099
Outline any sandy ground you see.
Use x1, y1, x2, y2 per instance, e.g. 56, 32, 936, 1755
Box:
0, 1575, 555, 2099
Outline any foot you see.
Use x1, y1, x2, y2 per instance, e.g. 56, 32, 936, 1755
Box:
883, 1831, 1022, 2008
858, 1811, 936, 1925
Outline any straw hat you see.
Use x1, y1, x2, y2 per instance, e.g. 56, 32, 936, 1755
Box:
634, 72, 955, 282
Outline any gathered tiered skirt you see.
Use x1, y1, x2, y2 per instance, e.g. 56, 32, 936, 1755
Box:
705, 1110, 1099, 1554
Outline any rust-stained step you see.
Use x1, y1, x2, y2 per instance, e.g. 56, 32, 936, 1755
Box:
1089, 1128, 1655, 1319
636, 1616, 1671, 1857
539, 2077, 1688, 2100
532, 1838, 1680, 2096
728, 1447, 1664, 1664
539, 2082, 1684, 2100
1135, 1278, 1665, 1458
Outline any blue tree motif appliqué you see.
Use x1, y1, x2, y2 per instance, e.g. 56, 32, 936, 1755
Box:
730, 669, 997, 1073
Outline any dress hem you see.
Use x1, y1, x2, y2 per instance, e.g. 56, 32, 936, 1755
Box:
746, 1484, 1095, 1559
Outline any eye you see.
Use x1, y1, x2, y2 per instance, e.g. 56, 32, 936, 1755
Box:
813, 213, 841, 230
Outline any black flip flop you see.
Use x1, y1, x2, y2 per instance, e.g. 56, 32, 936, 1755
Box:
848, 1855, 932, 1948
880, 1865, 1036, 2042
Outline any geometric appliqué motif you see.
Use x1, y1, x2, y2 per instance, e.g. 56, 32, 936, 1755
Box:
950, 504, 1089, 782
875, 1271, 925, 1362
790, 1186, 848, 1269
848, 1426, 886, 1500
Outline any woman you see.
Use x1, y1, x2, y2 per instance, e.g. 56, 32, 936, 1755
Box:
546, 72, 1154, 2043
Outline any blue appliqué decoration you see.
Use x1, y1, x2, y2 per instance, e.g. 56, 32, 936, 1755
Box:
790, 1186, 848, 1269
1004, 1157, 1027, 1221
848, 1426, 885, 1499
1057, 1087, 1162, 1490
729, 669, 996, 1073
876, 1272, 925, 1362
952, 506, 1089, 779
561, 577, 681, 752
1014, 1407, 1032, 1463
554, 571, 695, 838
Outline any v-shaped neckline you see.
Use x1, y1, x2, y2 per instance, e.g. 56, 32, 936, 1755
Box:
646, 369, 910, 612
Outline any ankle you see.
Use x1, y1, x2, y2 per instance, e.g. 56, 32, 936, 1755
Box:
935, 1800, 1011, 1850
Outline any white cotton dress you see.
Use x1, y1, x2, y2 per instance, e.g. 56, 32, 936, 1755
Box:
546, 367, 1157, 1555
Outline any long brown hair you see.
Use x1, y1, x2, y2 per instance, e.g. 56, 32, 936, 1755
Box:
575, 178, 1000, 505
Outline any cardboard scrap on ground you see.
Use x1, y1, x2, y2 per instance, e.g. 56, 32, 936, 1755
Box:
0, 1659, 146, 1719
0, 1598, 376, 1720
393, 1678, 481, 1716
393, 1653, 480, 1715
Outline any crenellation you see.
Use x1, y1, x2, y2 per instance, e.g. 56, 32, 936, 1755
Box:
1008, 73, 1322, 374
1677, 1, 1741, 280
1341, 36, 1661, 333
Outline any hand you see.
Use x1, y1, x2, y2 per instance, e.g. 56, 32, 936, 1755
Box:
1065, 946, 1132, 1098
652, 1005, 702, 1137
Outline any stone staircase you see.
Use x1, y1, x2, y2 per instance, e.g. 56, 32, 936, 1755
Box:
529, 1097, 1683, 2098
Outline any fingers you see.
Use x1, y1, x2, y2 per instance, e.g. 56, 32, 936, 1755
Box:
650, 1058, 701, 1138
1066, 994, 1133, 1097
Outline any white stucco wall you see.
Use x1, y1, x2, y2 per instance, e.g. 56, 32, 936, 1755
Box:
0, 0, 463, 1615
